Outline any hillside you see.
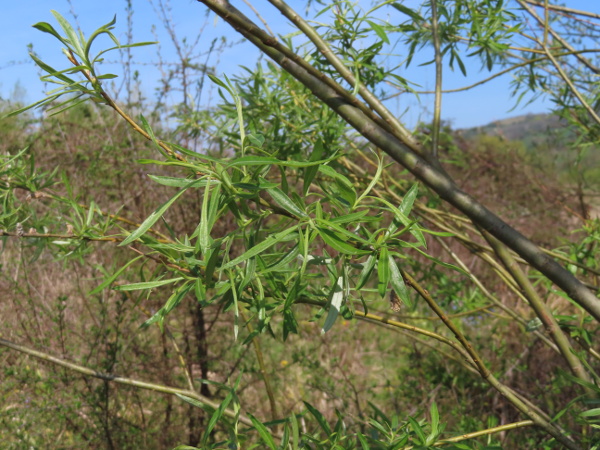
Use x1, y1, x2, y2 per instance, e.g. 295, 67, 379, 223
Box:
457, 113, 564, 146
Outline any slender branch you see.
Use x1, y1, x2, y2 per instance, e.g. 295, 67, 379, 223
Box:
240, 309, 279, 421
480, 229, 595, 388
433, 235, 561, 354
430, 0, 443, 160
523, 0, 600, 20
434, 420, 534, 446
266, 0, 422, 155
516, 0, 600, 74
0, 335, 255, 428
541, 44, 600, 126
400, 271, 581, 450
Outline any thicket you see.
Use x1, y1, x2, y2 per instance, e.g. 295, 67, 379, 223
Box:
1, 1, 600, 449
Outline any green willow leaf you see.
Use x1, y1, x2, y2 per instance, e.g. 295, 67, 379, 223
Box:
303, 139, 324, 195
322, 276, 344, 334
303, 402, 331, 436
89, 254, 144, 295
268, 187, 308, 218
399, 183, 419, 216
148, 174, 216, 188
221, 226, 298, 270
113, 277, 184, 291
120, 178, 205, 246
226, 154, 336, 168
356, 254, 377, 290
51, 10, 85, 59
388, 255, 412, 308
317, 228, 370, 256
378, 247, 390, 297
249, 414, 277, 450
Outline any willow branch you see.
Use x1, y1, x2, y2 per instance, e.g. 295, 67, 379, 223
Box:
523, 0, 600, 19
0, 335, 254, 428
196, 0, 600, 323
480, 229, 595, 389
516, 0, 600, 74
400, 270, 580, 450
430, 0, 443, 160
266, 0, 423, 156
434, 420, 534, 446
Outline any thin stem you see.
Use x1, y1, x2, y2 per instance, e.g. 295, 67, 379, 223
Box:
266, 0, 422, 154
0, 335, 254, 428
517, 0, 600, 74
434, 420, 534, 446
400, 270, 580, 450
240, 309, 279, 421
481, 229, 595, 389
430, 0, 443, 160
523, 0, 600, 19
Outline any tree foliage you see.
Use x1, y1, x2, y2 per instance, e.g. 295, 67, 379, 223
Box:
1, 1, 600, 449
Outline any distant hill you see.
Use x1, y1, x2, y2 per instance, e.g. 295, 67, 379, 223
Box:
457, 113, 565, 147
455, 112, 600, 189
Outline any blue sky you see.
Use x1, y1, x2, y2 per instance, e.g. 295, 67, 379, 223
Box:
1, 1, 599, 129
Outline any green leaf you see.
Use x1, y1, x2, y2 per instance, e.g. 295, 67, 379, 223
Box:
356, 254, 377, 290
408, 416, 426, 444
367, 20, 389, 44
304, 402, 331, 435
84, 15, 117, 59
51, 10, 85, 59
392, 3, 424, 22
89, 255, 144, 295
357, 432, 370, 450
378, 247, 390, 297
198, 179, 213, 255
202, 389, 234, 446
318, 165, 353, 189
221, 226, 298, 270
428, 401, 440, 444
226, 154, 335, 168
388, 256, 412, 308
32, 21, 66, 43
399, 183, 419, 216
290, 413, 300, 450
263, 244, 300, 273
113, 277, 184, 291
329, 209, 371, 225
148, 175, 216, 188
120, 178, 205, 246
317, 228, 370, 256
268, 187, 308, 218
29, 53, 77, 85
303, 139, 324, 195
322, 276, 344, 334
354, 151, 383, 208
249, 414, 277, 450
580, 408, 600, 417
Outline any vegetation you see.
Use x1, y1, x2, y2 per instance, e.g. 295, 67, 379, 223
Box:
1, 1, 600, 449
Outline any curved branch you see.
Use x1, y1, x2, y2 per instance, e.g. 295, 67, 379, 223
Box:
0, 336, 255, 428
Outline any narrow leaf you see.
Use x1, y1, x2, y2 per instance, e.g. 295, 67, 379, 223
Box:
221, 226, 298, 270
322, 276, 344, 334
388, 256, 412, 308
268, 187, 308, 218
120, 178, 204, 246
249, 414, 277, 450
114, 277, 184, 291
